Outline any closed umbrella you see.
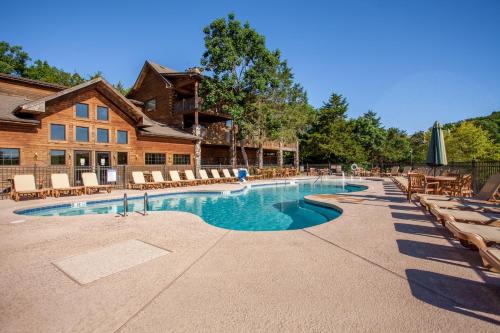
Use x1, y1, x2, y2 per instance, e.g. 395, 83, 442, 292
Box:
426, 121, 447, 175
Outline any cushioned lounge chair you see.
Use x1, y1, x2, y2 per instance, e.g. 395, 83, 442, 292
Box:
479, 247, 500, 273
12, 174, 49, 201
51, 173, 84, 197
184, 170, 203, 185
210, 169, 224, 183
199, 170, 216, 184
129, 171, 157, 190
82, 173, 112, 194
429, 203, 499, 226
151, 171, 176, 188
222, 169, 237, 182
169, 170, 193, 186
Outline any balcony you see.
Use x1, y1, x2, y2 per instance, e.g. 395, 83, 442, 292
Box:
173, 97, 231, 123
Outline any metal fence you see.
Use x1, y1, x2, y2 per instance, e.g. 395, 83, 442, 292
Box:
380, 161, 500, 194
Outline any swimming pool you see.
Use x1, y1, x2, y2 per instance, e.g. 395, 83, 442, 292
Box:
16, 181, 366, 231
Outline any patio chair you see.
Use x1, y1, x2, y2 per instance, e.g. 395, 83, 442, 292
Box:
151, 171, 177, 188
401, 166, 412, 176
407, 173, 439, 201
199, 169, 216, 184
416, 173, 499, 210
129, 171, 157, 190
82, 172, 112, 194
169, 170, 193, 186
222, 169, 238, 182
51, 173, 85, 197
184, 170, 203, 185
12, 174, 49, 201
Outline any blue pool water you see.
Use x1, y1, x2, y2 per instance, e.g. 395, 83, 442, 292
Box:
17, 182, 366, 231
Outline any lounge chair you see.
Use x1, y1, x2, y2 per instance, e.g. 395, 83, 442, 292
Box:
151, 171, 176, 188
169, 170, 193, 186
479, 247, 500, 273
232, 168, 240, 178
184, 170, 203, 185
222, 169, 238, 182
129, 171, 157, 190
401, 166, 412, 176
51, 173, 84, 197
199, 169, 216, 184
210, 169, 224, 183
444, 217, 500, 272
12, 174, 49, 201
429, 203, 499, 226
382, 166, 399, 177
82, 172, 112, 194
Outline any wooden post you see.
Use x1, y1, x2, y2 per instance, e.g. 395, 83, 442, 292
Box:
193, 81, 202, 177
278, 140, 284, 168
294, 140, 300, 171
230, 123, 237, 168
258, 143, 264, 169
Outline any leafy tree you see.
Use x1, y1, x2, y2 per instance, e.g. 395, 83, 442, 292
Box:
445, 121, 499, 161
200, 13, 280, 167
301, 92, 365, 164
113, 81, 130, 96
408, 131, 428, 163
352, 110, 386, 164
443, 111, 499, 144
24, 60, 85, 86
381, 127, 411, 163
0, 41, 30, 76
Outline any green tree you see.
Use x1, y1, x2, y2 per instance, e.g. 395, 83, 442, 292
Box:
24, 60, 85, 86
445, 121, 499, 161
113, 81, 130, 96
200, 13, 280, 167
0, 41, 30, 76
352, 110, 386, 164
408, 131, 428, 163
301, 93, 365, 164
381, 127, 411, 163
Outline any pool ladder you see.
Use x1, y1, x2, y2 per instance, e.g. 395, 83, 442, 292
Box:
313, 174, 324, 184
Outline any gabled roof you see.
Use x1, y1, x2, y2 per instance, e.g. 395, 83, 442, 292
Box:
0, 93, 39, 125
18, 77, 147, 125
138, 118, 198, 141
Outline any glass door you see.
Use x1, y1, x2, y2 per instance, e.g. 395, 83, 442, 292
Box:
74, 150, 92, 185
95, 151, 111, 184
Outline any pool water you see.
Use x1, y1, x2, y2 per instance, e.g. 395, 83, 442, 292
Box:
17, 182, 366, 231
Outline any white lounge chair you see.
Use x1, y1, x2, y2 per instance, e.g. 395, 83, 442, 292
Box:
12, 174, 49, 201
51, 173, 84, 197
82, 172, 112, 194
129, 171, 157, 190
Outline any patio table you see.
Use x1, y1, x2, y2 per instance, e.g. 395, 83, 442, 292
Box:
425, 175, 457, 194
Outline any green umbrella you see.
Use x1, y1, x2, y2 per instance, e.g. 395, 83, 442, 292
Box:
426, 121, 447, 175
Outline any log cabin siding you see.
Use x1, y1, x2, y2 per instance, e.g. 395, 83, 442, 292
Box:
0, 88, 194, 167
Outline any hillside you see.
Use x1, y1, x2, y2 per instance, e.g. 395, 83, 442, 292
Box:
443, 111, 499, 143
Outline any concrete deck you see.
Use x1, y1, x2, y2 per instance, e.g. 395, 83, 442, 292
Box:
0, 179, 498, 332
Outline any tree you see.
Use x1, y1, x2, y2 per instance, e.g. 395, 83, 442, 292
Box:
0, 41, 30, 76
301, 92, 366, 164
352, 110, 386, 164
23, 60, 85, 87
113, 81, 130, 96
200, 13, 280, 167
445, 121, 499, 161
381, 127, 411, 163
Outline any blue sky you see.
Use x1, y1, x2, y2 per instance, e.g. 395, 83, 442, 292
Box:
2, 0, 499, 133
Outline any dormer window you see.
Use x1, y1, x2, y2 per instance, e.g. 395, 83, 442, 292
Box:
145, 98, 156, 112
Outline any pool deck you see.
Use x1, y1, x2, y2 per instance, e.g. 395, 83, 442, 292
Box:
0, 178, 498, 332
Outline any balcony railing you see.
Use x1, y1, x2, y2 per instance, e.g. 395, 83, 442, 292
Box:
173, 97, 230, 117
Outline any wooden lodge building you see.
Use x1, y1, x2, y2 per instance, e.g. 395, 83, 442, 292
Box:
0, 60, 298, 188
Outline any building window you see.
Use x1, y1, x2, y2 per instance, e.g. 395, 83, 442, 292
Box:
50, 150, 66, 165
173, 154, 190, 165
117, 130, 128, 144
0, 148, 20, 165
50, 124, 66, 141
225, 120, 233, 128
117, 152, 128, 165
97, 106, 109, 121
76, 103, 89, 118
145, 153, 166, 165
75, 126, 89, 142
145, 99, 156, 112
97, 128, 109, 143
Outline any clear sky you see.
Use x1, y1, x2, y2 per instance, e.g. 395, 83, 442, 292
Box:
2, 0, 499, 133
